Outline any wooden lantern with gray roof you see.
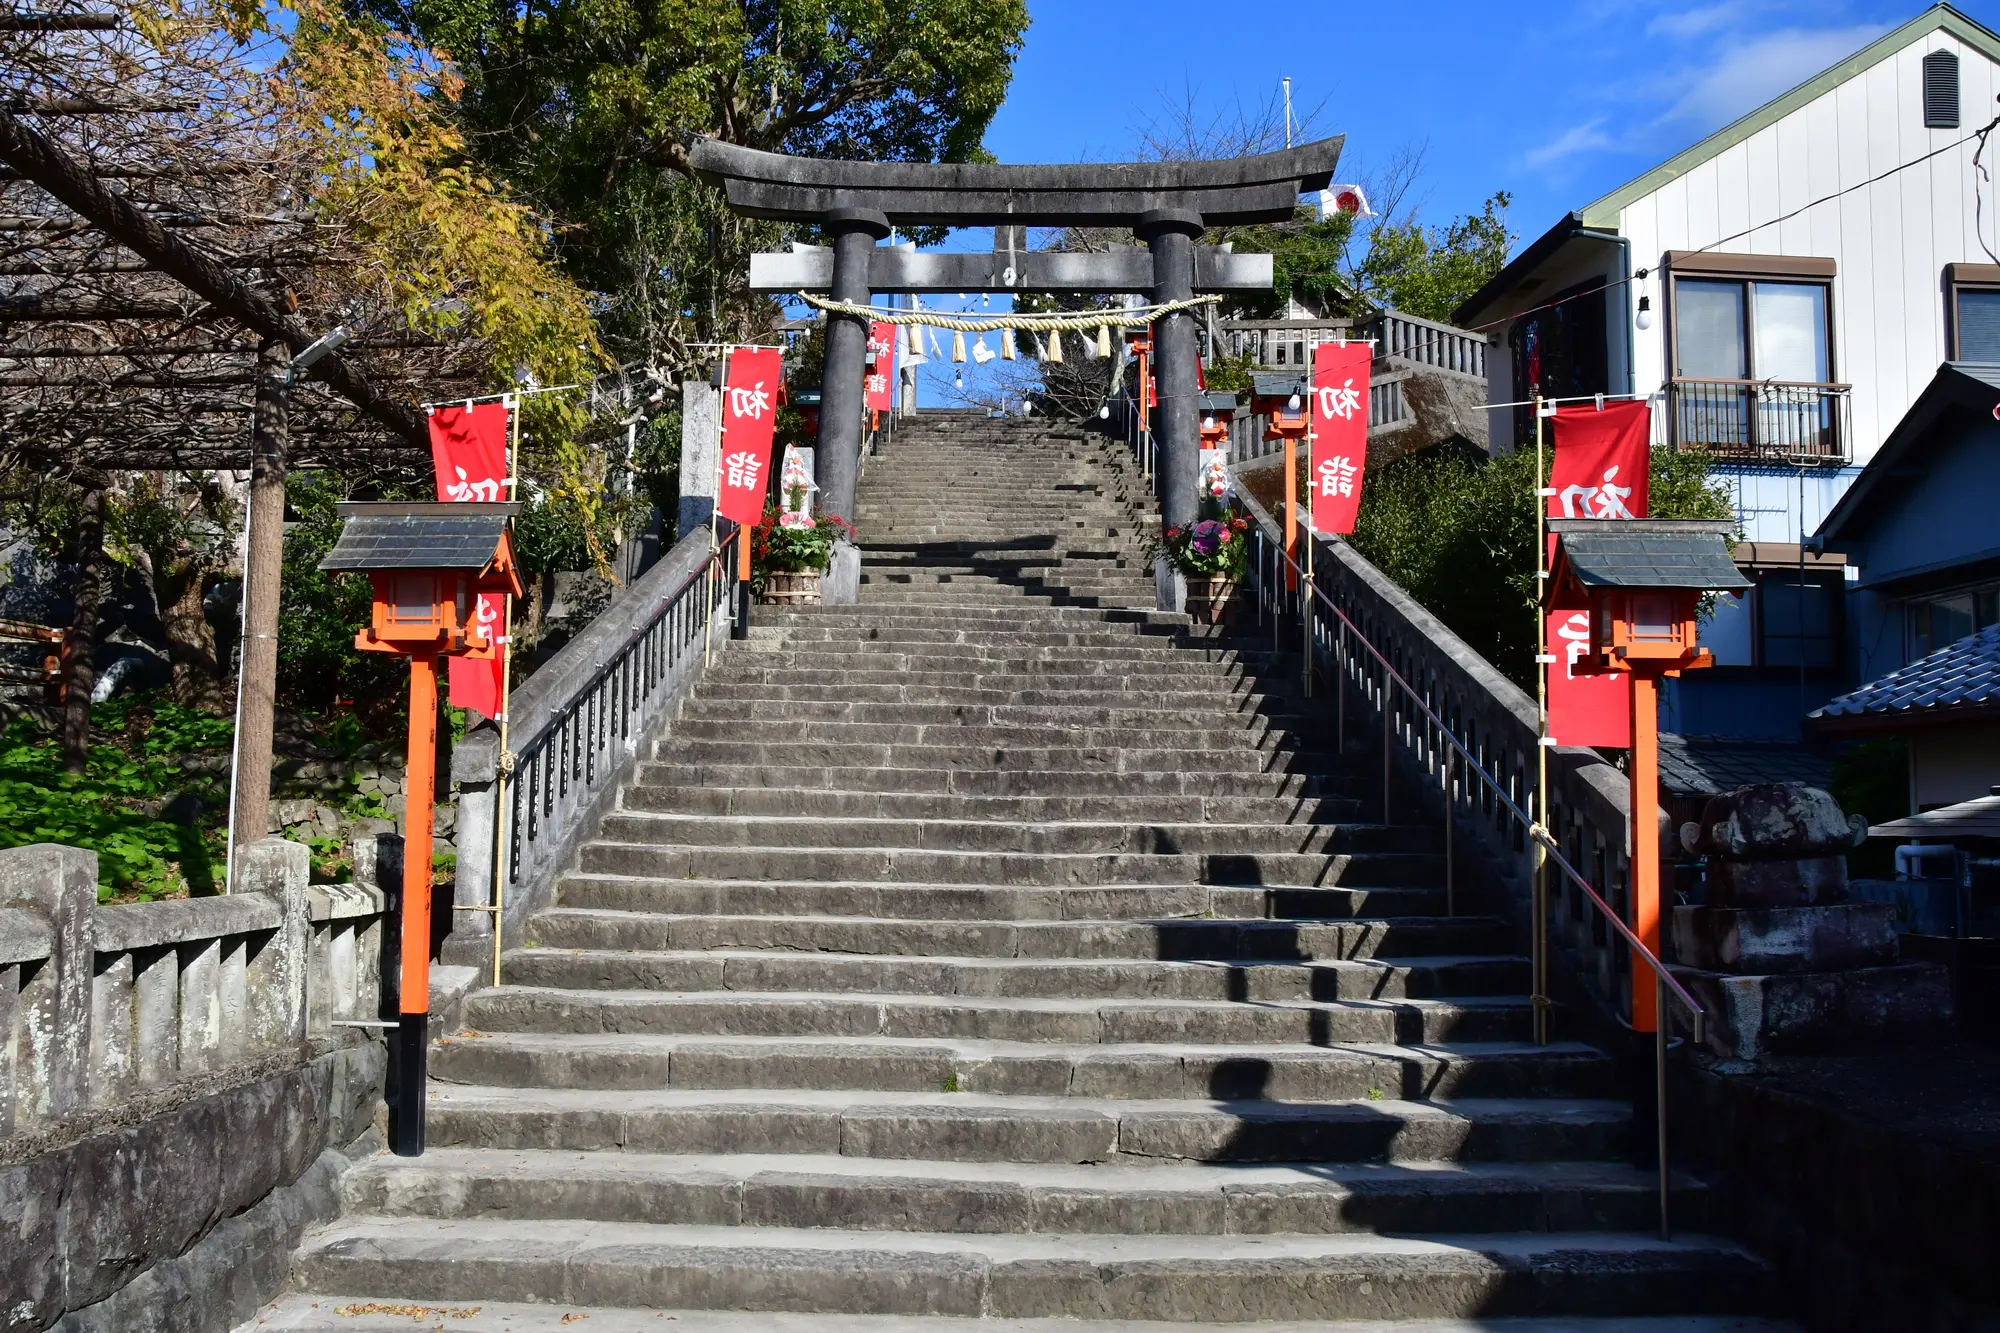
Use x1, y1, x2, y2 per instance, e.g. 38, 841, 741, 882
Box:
319, 501, 524, 657
1549, 518, 1751, 677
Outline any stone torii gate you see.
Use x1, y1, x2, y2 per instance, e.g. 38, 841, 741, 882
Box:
689, 136, 1342, 554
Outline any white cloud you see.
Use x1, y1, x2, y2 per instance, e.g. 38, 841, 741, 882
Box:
1646, 4, 1739, 40
1526, 118, 1616, 168
1660, 23, 1890, 129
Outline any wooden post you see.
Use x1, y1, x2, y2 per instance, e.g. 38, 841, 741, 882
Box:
1629, 670, 1661, 1034
230, 338, 288, 870
1282, 431, 1298, 593
59, 475, 105, 774
392, 649, 439, 1156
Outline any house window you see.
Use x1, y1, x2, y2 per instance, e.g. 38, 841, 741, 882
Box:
1667, 253, 1840, 460
1945, 264, 2000, 360
1924, 49, 1961, 129
1908, 583, 2000, 661
1756, 571, 1841, 670
1508, 279, 1609, 445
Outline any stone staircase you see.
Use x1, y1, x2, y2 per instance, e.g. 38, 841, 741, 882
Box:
261, 412, 1792, 1330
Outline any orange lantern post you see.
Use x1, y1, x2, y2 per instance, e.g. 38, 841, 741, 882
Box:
319, 501, 524, 1156
1548, 519, 1748, 1032
1252, 373, 1311, 590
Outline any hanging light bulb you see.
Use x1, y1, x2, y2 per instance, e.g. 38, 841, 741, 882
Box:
1286, 392, 1302, 412
1098, 404, 1111, 420
1636, 294, 1654, 331
1202, 414, 1216, 432
954, 369, 964, 388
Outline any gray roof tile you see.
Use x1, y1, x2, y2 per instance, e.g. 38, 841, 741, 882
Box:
1813, 624, 2000, 721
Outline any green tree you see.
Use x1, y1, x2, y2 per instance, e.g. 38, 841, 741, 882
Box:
359, 0, 1031, 367
1355, 192, 1513, 323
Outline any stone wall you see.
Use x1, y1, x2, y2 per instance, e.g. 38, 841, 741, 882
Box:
0, 839, 393, 1332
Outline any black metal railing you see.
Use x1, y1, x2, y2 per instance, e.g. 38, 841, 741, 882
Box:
498, 527, 736, 900
1669, 377, 1851, 464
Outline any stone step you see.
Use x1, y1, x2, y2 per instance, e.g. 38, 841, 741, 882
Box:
288, 1216, 1774, 1321
676, 700, 1315, 734
552, 875, 1451, 921
595, 812, 1416, 857
761, 606, 1182, 630
458, 987, 1549, 1055
617, 782, 1368, 824
495, 946, 1530, 1003
728, 641, 1250, 668
635, 762, 1334, 799
251, 1294, 1805, 1332
647, 741, 1339, 779
691, 675, 1299, 707
664, 717, 1319, 753
572, 841, 1444, 889
686, 681, 1311, 711
342, 1148, 1704, 1237
419, 1085, 1634, 1163
528, 908, 1509, 962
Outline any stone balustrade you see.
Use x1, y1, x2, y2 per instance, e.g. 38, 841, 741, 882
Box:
0, 839, 388, 1139
1, 837, 393, 1332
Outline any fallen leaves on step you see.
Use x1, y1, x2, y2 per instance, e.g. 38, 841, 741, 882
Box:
333, 1306, 481, 1321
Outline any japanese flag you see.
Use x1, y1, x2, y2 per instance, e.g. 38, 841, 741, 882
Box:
1309, 341, 1371, 535
717, 347, 782, 526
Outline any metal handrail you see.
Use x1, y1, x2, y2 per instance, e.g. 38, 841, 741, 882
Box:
1253, 527, 1700, 1239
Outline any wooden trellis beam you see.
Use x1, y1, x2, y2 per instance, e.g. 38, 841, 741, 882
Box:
0, 105, 426, 445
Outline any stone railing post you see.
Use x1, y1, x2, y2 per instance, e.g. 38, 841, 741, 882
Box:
0, 843, 95, 1126
679, 378, 719, 537
354, 830, 405, 1012
236, 836, 310, 1051
449, 730, 499, 943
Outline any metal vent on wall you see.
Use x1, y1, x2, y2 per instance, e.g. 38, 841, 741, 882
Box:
1924, 49, 1961, 129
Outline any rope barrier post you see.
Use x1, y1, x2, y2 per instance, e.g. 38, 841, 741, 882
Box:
1533, 391, 1552, 1047
1336, 618, 1346, 757
1382, 653, 1392, 826
1444, 744, 1455, 917
1657, 970, 1672, 1241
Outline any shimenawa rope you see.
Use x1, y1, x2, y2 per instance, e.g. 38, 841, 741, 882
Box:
797, 292, 1221, 334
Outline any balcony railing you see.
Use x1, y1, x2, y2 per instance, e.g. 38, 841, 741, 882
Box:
1668, 377, 1851, 464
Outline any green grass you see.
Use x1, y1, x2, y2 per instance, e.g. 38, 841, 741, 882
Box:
0, 695, 232, 901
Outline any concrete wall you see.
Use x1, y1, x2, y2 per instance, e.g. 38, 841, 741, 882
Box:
0, 840, 392, 1332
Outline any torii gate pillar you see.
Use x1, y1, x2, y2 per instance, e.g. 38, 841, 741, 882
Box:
817, 207, 891, 526
1137, 208, 1204, 531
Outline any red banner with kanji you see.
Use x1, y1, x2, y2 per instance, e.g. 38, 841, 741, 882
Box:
717, 346, 782, 525
1545, 400, 1652, 746
1309, 341, 1371, 534
865, 321, 895, 411
428, 401, 512, 715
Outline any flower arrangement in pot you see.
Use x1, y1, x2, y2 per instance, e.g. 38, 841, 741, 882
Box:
1152, 513, 1250, 625
751, 499, 853, 605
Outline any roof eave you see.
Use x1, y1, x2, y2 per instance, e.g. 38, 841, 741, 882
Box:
1580, 5, 2000, 230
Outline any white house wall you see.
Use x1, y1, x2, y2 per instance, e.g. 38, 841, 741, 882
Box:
1616, 25, 2000, 524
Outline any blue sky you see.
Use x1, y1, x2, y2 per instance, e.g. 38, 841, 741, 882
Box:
906, 0, 2000, 406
